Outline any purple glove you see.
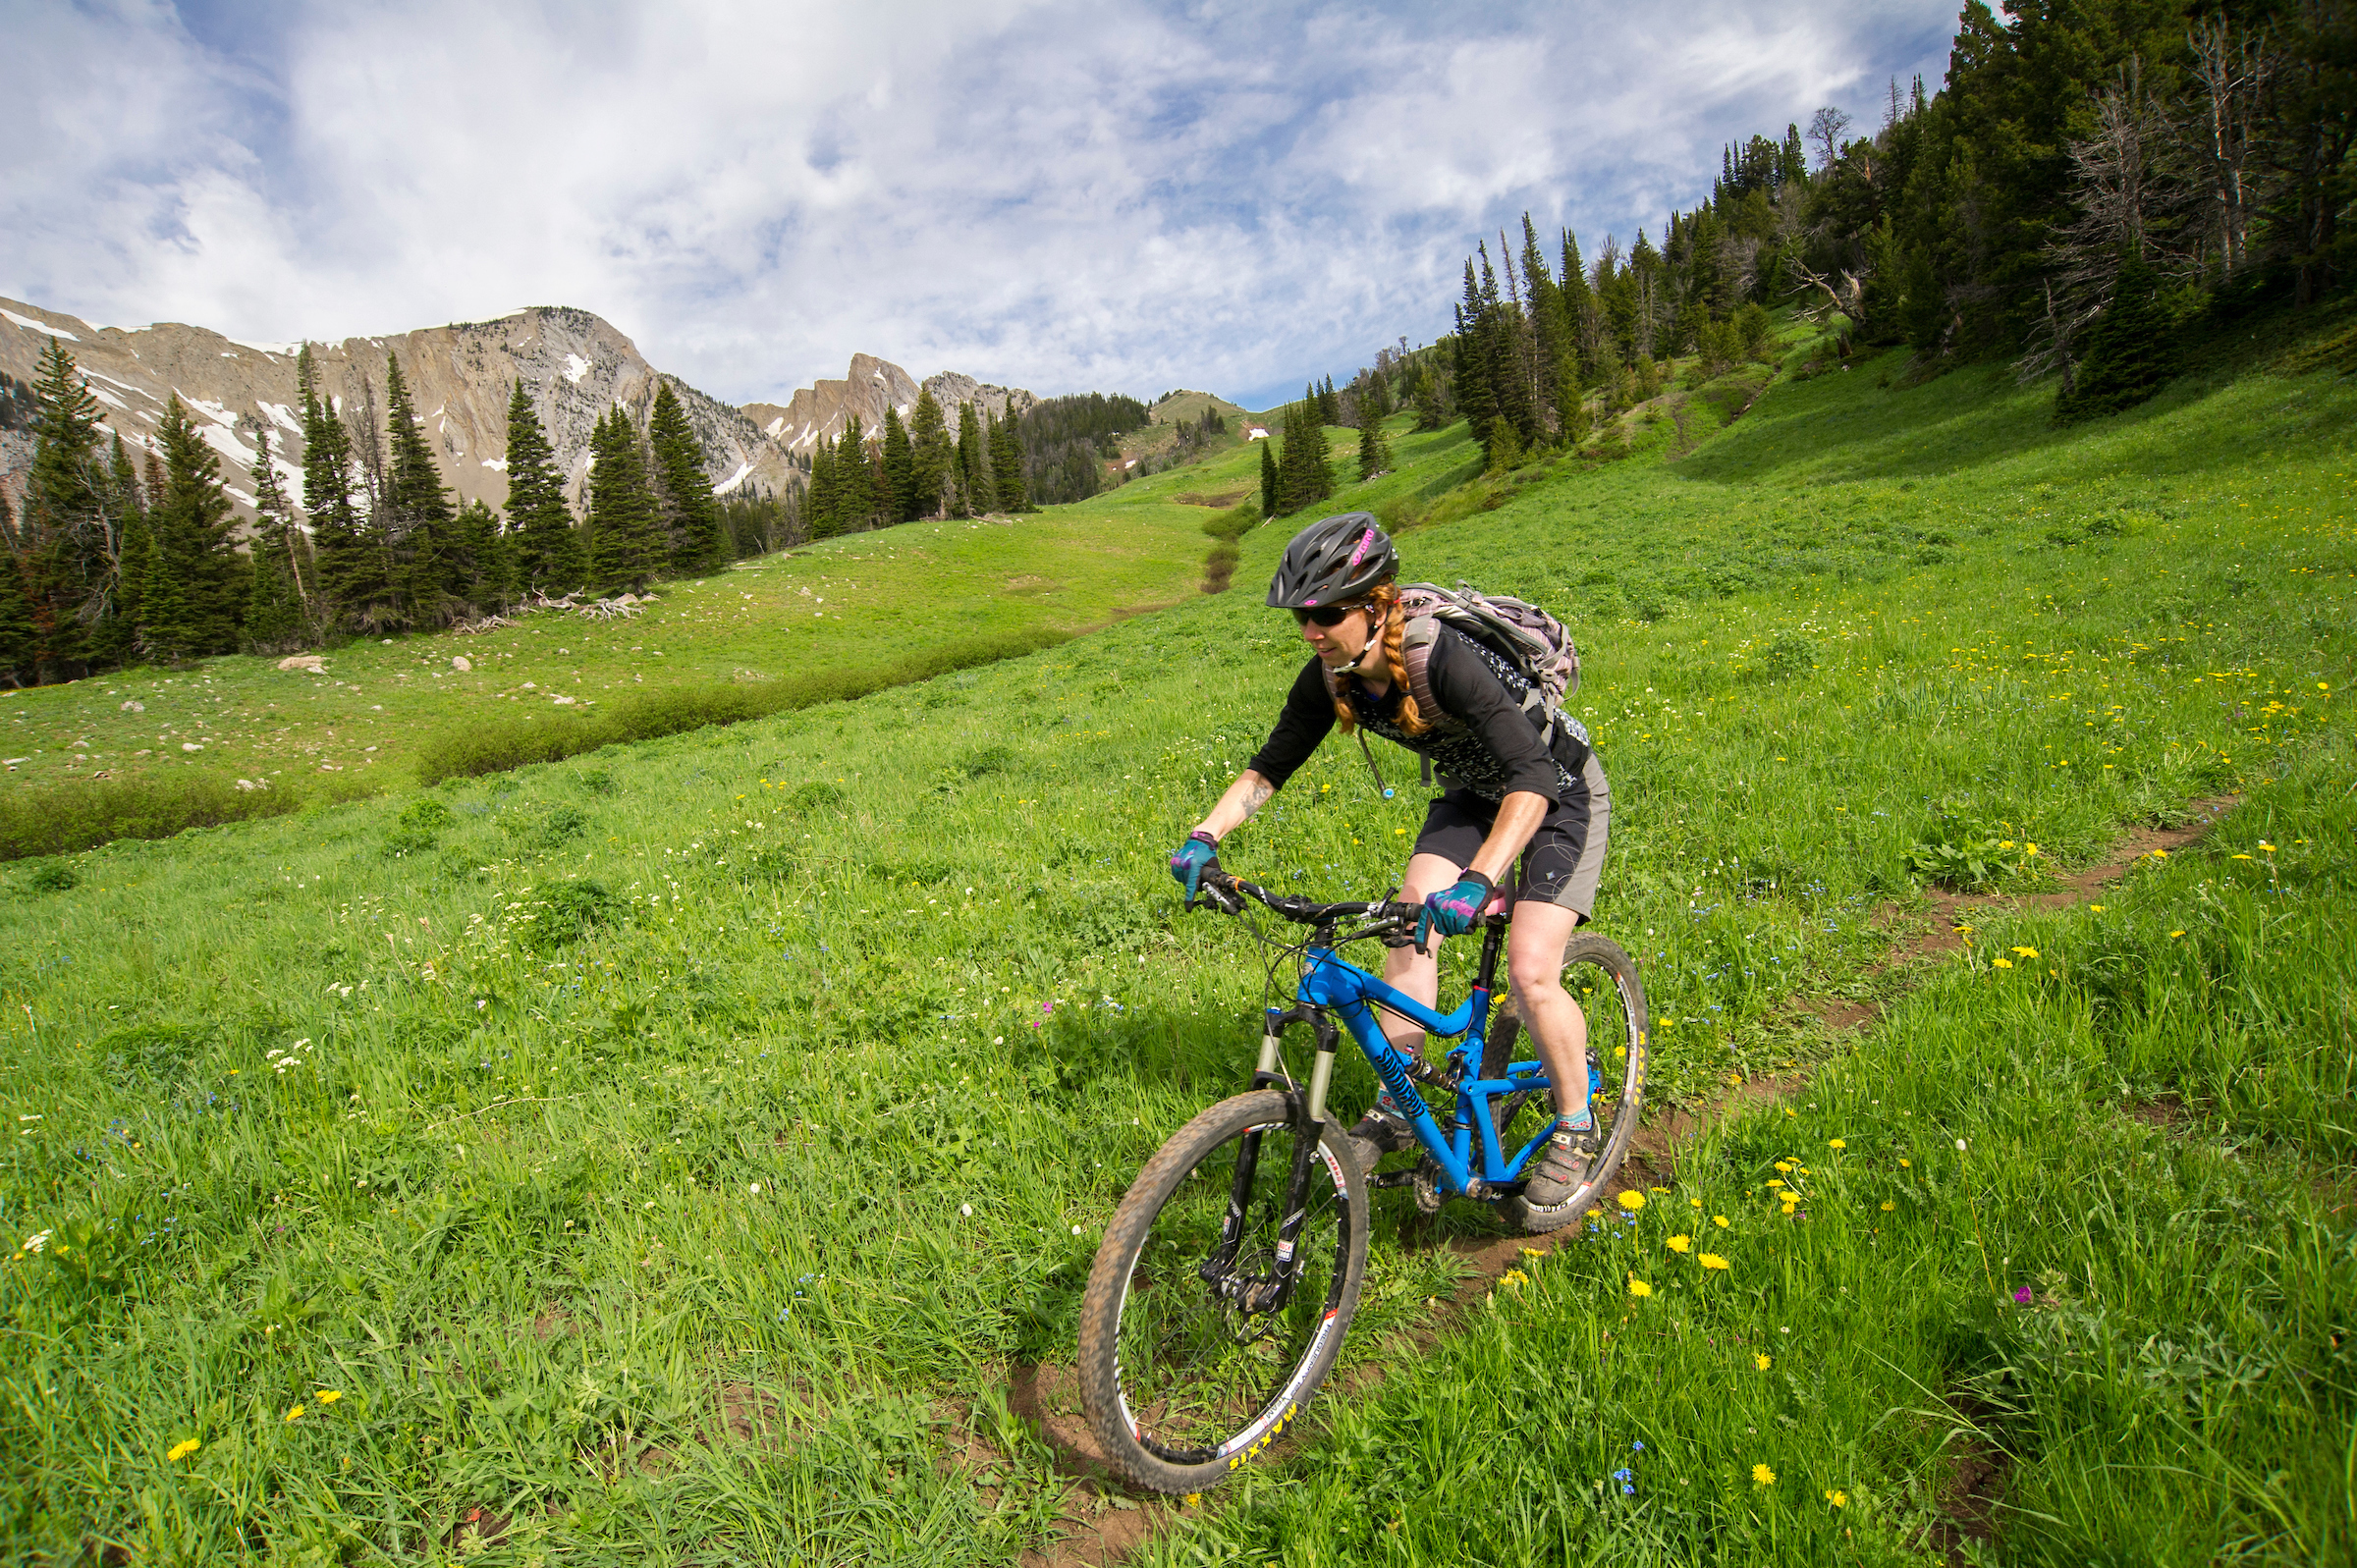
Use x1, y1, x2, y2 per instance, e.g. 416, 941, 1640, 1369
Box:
1417, 869, 1497, 945
1170, 831, 1221, 906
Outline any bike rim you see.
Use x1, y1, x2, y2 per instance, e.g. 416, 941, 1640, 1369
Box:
1502, 949, 1646, 1209
1109, 1121, 1352, 1468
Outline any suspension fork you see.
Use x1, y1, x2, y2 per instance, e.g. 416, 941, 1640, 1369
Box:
1206, 1007, 1339, 1312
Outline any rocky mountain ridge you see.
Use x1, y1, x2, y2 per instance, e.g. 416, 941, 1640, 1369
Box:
740, 356, 1035, 458
0, 297, 1034, 524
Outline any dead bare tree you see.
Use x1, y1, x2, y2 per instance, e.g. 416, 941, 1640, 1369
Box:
2019, 56, 2195, 381
2187, 17, 2276, 283
1808, 105, 1852, 171
1786, 258, 1866, 325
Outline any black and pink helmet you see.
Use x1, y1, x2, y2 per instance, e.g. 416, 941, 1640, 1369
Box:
1265, 513, 1397, 609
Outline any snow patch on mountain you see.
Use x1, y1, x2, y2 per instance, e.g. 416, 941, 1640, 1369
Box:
1, 308, 75, 340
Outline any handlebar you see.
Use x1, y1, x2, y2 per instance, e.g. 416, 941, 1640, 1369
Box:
1192, 869, 1421, 933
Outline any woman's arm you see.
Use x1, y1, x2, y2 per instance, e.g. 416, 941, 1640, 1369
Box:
1466, 789, 1549, 884
1194, 770, 1276, 840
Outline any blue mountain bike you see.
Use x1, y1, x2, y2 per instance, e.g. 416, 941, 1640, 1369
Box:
1077, 870, 1648, 1494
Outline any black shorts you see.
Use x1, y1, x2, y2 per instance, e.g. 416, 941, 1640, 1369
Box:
1410, 752, 1612, 920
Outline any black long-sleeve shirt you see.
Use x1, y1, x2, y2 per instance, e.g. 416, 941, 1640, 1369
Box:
1245, 627, 1594, 804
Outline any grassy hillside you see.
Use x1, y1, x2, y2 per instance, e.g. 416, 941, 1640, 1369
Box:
0, 481, 1223, 852
1, 322, 2349, 1564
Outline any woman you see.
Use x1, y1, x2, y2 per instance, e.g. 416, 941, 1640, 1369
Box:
1169, 513, 1611, 1205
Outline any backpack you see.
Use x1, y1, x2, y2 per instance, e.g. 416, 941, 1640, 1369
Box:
1324, 581, 1580, 797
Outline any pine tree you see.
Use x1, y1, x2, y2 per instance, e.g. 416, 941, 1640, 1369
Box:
1259, 435, 1279, 516
22, 337, 106, 679
1453, 268, 1499, 451
451, 499, 516, 609
501, 379, 582, 593
143, 394, 241, 661
806, 432, 841, 540
383, 352, 456, 625
906, 390, 952, 518
882, 405, 916, 521
988, 409, 1029, 513
85, 432, 146, 666
1318, 375, 1341, 426
647, 380, 724, 573
114, 440, 152, 641
243, 426, 308, 652
1520, 214, 1576, 442
1356, 407, 1391, 482
0, 533, 33, 688
2056, 250, 2179, 422
1275, 398, 1334, 515
955, 401, 997, 515
838, 415, 868, 530
1411, 365, 1448, 431
301, 356, 387, 626
0, 486, 33, 686
586, 406, 663, 591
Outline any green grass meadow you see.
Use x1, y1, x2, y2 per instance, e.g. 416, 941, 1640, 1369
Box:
0, 484, 1231, 856
1, 321, 2351, 1564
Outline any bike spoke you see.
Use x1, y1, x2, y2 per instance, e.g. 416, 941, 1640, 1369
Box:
1111, 1123, 1346, 1465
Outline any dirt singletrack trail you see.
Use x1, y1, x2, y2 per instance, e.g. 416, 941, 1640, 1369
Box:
994, 797, 2239, 1565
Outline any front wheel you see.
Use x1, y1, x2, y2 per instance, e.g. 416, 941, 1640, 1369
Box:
1076, 1091, 1370, 1494
1489, 933, 1650, 1234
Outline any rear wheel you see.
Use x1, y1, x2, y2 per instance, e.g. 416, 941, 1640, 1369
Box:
1486, 933, 1649, 1233
1076, 1091, 1370, 1494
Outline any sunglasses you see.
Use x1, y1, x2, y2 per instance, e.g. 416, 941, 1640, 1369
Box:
1291, 603, 1366, 627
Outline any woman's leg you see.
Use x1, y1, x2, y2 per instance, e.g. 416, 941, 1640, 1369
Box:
1507, 899, 1590, 1123
1380, 851, 1464, 1056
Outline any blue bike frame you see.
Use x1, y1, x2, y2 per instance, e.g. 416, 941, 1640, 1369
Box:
1270, 931, 1556, 1199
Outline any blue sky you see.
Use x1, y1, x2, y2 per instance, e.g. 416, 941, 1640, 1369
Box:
4, 0, 1959, 410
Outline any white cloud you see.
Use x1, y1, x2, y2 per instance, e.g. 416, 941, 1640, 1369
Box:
2, 0, 1956, 409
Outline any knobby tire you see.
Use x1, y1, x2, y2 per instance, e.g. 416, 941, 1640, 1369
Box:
1076, 1091, 1370, 1494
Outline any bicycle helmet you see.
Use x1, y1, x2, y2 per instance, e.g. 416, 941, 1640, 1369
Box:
1266, 513, 1397, 609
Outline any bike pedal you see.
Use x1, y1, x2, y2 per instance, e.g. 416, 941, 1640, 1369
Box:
1369, 1170, 1418, 1190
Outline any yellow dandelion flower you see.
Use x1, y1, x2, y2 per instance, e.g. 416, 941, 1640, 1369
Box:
1774, 1161, 1793, 1173
284, 1404, 306, 1423
2169, 930, 2185, 938
1502, 1268, 1530, 1287
1767, 1178, 1785, 1189
1689, 1196, 1703, 1209
1992, 957, 2014, 969
1881, 1201, 1895, 1211
1713, 1215, 1729, 1227
1627, 1276, 1653, 1298
313, 1390, 341, 1405
1755, 1353, 1772, 1371
1753, 1462, 1777, 1486
1666, 1234, 1692, 1252
1618, 1191, 1645, 1211
1519, 1246, 1544, 1259
1828, 1138, 1846, 1150
1183, 1492, 1202, 1507
2012, 946, 2038, 958
1699, 1253, 1729, 1271
167, 1438, 200, 1462
1898, 1159, 1911, 1167
2259, 841, 2276, 852
1826, 1488, 1848, 1508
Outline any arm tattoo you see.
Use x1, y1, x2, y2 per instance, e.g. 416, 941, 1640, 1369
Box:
1239, 780, 1274, 819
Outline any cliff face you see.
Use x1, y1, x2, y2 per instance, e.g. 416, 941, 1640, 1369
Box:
0, 297, 794, 517
740, 357, 1041, 457
0, 297, 1039, 523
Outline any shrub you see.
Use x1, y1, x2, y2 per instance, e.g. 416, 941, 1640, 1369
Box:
23, 862, 80, 893
0, 775, 331, 863
521, 879, 618, 953
1757, 633, 1816, 679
